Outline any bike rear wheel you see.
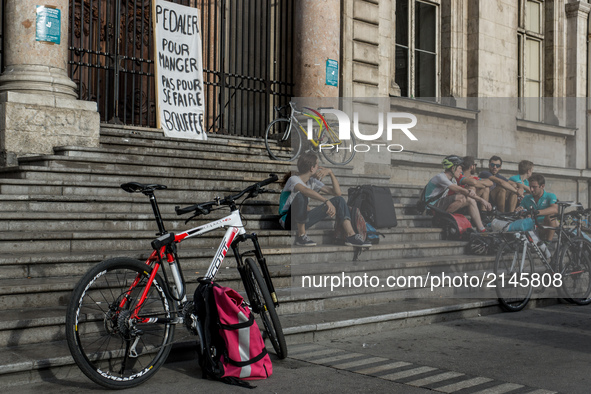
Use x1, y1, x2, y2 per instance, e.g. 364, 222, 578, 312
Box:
65, 257, 175, 389
494, 241, 534, 312
320, 123, 356, 165
265, 118, 301, 162
559, 237, 591, 305
243, 258, 288, 359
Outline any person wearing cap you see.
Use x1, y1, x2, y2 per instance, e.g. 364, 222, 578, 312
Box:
424, 155, 492, 232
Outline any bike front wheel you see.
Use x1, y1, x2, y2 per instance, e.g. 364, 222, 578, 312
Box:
265, 118, 301, 162
65, 257, 175, 389
243, 258, 288, 359
494, 241, 534, 312
559, 237, 591, 305
320, 123, 356, 165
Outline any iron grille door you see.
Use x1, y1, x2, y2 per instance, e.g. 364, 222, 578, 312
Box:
68, 0, 294, 137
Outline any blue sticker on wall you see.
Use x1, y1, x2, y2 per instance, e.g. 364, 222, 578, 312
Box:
36, 6, 61, 45
326, 59, 338, 87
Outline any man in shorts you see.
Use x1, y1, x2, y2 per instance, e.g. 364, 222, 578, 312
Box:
425, 155, 491, 232
479, 155, 523, 212
516, 173, 558, 241
457, 156, 493, 208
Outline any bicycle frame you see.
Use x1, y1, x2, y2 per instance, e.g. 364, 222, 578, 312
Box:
287, 102, 342, 148
127, 209, 243, 323
507, 203, 582, 275
129, 204, 279, 325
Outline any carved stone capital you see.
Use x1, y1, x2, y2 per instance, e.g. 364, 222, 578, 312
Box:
565, 1, 591, 19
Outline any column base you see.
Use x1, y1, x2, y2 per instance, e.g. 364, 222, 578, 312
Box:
0, 92, 99, 167
0, 65, 78, 100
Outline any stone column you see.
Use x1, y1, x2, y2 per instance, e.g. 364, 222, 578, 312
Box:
441, 0, 468, 98
565, 1, 590, 169
293, 0, 340, 98
0, 0, 99, 166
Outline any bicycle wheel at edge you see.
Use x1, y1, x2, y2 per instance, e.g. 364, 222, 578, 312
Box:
320, 124, 356, 165
494, 241, 534, 312
559, 237, 591, 305
65, 257, 175, 389
265, 118, 301, 162
244, 257, 288, 359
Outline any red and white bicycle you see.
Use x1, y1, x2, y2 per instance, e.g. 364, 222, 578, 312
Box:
65, 174, 287, 389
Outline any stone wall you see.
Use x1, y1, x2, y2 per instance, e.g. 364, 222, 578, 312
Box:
336, 0, 591, 206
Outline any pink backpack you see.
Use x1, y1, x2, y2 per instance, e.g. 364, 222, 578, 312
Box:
213, 285, 273, 380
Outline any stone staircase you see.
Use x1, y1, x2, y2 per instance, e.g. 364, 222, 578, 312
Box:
0, 125, 505, 386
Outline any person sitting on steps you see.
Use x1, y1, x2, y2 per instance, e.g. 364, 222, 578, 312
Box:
478, 155, 523, 212
425, 155, 492, 232
457, 155, 493, 211
515, 173, 558, 242
278, 152, 371, 247
508, 160, 534, 196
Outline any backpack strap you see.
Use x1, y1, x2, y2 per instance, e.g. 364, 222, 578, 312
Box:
227, 348, 269, 367
219, 314, 255, 330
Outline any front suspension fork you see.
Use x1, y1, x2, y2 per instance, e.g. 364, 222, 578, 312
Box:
232, 233, 279, 307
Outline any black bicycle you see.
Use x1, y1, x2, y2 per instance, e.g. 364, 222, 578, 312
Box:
493, 202, 591, 312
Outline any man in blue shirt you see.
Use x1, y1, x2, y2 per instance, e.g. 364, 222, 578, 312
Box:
508, 160, 534, 195
516, 174, 558, 241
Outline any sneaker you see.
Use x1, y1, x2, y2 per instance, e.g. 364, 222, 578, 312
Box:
345, 234, 372, 247
295, 234, 317, 247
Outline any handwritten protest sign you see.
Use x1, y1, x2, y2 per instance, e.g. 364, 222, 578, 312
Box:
153, 0, 206, 140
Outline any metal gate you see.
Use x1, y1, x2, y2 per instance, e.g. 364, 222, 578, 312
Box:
68, 0, 294, 137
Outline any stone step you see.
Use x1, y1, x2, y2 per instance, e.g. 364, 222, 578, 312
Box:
17, 154, 293, 178
57, 144, 294, 171
0, 246, 494, 313
99, 124, 270, 151
0, 234, 458, 279
99, 125, 310, 163
0, 178, 421, 200
97, 134, 283, 161
0, 165, 392, 191
0, 296, 520, 387
0, 125, 487, 388
0, 226, 445, 279
0, 193, 278, 213
0, 251, 498, 348
0, 209, 429, 234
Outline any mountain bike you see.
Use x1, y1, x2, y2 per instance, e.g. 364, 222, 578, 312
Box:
65, 174, 287, 389
264, 101, 356, 165
493, 202, 591, 312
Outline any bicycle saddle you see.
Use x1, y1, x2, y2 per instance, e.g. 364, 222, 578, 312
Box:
121, 182, 167, 194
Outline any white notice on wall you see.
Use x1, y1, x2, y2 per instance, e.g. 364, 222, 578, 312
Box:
153, 0, 206, 140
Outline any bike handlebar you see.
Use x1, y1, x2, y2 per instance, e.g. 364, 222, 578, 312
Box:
175, 174, 278, 216
487, 208, 537, 221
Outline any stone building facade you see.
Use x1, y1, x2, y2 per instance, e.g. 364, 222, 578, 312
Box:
297, 0, 591, 204
1, 0, 591, 204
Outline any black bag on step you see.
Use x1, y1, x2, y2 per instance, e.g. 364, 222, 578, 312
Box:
348, 185, 397, 228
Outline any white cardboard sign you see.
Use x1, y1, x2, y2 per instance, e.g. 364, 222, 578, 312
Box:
153, 0, 206, 140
